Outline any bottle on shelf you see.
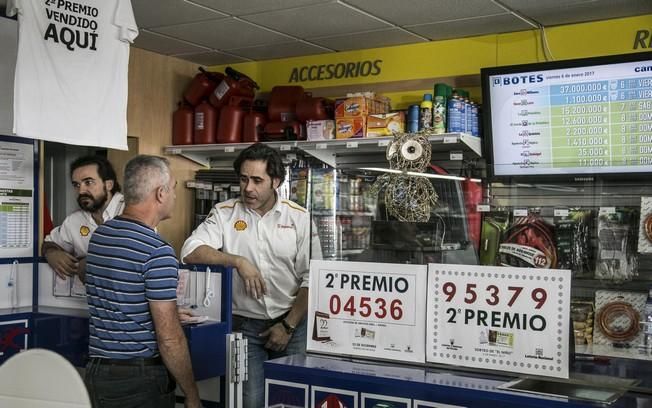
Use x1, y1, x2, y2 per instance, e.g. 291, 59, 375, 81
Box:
419, 93, 433, 131
432, 83, 449, 134
407, 104, 419, 133
447, 93, 465, 133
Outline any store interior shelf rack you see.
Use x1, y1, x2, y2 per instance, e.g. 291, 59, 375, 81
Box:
164, 132, 482, 168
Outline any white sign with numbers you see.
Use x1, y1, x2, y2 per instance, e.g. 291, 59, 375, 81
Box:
427, 264, 571, 379
307, 260, 427, 363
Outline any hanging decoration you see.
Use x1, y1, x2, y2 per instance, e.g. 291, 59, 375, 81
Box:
369, 132, 438, 222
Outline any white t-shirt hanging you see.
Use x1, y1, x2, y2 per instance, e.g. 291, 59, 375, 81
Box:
6, 0, 138, 150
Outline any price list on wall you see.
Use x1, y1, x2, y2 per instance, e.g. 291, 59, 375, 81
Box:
0, 197, 30, 248
489, 58, 652, 176
0, 140, 34, 258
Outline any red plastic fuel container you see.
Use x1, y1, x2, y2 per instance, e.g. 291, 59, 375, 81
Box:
296, 95, 333, 121
209, 67, 258, 110
267, 86, 304, 122
172, 102, 194, 145
217, 97, 252, 144
243, 111, 267, 143
193, 101, 217, 144
183, 67, 224, 107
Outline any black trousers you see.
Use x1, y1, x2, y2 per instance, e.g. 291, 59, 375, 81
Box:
84, 357, 176, 408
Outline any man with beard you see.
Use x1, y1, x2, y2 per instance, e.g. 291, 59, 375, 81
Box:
181, 143, 321, 408
42, 155, 124, 282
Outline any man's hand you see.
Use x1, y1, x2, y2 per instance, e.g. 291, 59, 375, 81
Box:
45, 248, 79, 279
184, 395, 203, 408
177, 307, 196, 324
260, 323, 291, 352
236, 257, 267, 299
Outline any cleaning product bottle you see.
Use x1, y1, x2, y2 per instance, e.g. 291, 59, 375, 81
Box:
433, 83, 448, 134
419, 93, 433, 131
447, 94, 464, 133
407, 104, 419, 133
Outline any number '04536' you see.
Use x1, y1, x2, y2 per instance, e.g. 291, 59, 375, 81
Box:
329, 295, 403, 320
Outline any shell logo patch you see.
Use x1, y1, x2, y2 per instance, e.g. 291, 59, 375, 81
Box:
80, 226, 91, 237
234, 220, 247, 231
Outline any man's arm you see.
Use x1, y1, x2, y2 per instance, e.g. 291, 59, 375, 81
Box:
149, 300, 202, 408
183, 245, 267, 299
42, 241, 79, 279
260, 287, 309, 352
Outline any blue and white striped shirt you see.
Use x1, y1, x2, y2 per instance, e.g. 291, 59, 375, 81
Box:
85, 216, 178, 359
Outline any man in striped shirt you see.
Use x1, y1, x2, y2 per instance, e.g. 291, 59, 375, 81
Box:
84, 155, 201, 408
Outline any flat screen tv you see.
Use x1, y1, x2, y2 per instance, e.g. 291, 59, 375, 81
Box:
481, 51, 652, 180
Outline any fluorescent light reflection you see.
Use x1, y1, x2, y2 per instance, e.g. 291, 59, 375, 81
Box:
359, 168, 481, 183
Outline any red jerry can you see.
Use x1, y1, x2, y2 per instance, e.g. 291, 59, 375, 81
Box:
242, 111, 267, 143
209, 67, 258, 110
264, 121, 304, 141
172, 102, 194, 145
183, 67, 224, 107
216, 97, 252, 144
193, 101, 218, 144
267, 86, 305, 122
296, 96, 333, 122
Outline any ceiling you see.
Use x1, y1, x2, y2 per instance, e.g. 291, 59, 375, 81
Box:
129, 0, 651, 65
2, 0, 650, 65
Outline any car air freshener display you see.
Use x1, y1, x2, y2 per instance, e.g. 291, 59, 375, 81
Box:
479, 210, 509, 266
554, 209, 593, 277
595, 207, 639, 282
499, 212, 557, 268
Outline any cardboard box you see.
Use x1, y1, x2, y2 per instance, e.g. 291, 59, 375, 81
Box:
335, 95, 389, 118
336, 117, 366, 139
306, 120, 335, 141
366, 112, 405, 137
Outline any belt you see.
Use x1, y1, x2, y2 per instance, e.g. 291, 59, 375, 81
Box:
234, 312, 288, 325
89, 356, 163, 366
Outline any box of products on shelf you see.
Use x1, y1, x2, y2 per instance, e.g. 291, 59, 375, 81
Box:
334, 92, 390, 118
336, 117, 366, 139
306, 120, 335, 141
366, 111, 405, 137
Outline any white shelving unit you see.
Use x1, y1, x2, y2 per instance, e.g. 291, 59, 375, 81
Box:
164, 133, 482, 168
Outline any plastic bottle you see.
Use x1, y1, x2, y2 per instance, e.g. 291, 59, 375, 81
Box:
419, 93, 433, 131
465, 100, 472, 135
471, 103, 479, 137
447, 95, 465, 133
407, 105, 419, 133
433, 83, 448, 134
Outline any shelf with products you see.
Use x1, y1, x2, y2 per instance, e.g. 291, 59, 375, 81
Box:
164, 132, 481, 168
481, 179, 652, 371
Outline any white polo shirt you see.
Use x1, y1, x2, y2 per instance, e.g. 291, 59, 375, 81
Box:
44, 192, 125, 258
181, 197, 322, 320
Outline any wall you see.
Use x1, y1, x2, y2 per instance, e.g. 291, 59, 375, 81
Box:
108, 47, 200, 254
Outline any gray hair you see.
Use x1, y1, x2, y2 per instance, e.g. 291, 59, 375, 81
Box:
123, 155, 171, 205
